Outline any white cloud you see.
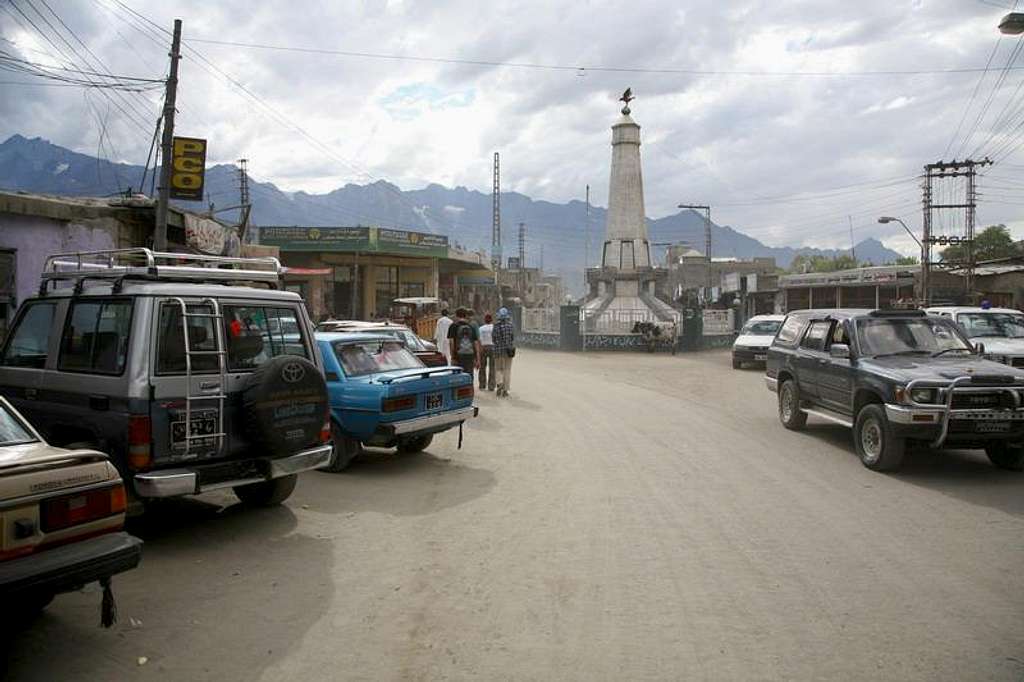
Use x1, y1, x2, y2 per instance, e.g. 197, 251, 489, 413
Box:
1, 0, 1021, 252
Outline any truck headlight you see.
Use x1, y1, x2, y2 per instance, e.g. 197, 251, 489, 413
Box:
909, 388, 938, 404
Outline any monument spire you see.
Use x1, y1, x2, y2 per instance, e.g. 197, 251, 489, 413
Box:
602, 87, 651, 271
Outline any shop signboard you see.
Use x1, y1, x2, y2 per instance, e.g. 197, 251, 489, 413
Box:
376, 228, 449, 257
259, 226, 448, 257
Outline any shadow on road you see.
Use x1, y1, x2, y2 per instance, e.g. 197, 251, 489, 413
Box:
794, 423, 1024, 518
309, 450, 496, 517
2, 495, 335, 681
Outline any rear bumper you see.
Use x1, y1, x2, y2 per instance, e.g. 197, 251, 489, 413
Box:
380, 406, 479, 438
133, 444, 333, 498
0, 532, 142, 598
733, 347, 768, 362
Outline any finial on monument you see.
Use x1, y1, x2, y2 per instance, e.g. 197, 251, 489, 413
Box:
619, 87, 634, 115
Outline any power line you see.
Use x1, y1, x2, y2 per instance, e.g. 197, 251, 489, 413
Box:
183, 36, 1024, 78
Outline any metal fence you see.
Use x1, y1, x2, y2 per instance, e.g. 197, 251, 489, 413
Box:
583, 308, 679, 335
523, 307, 561, 333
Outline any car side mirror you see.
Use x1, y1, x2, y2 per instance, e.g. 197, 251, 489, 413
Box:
830, 343, 850, 359
975, 342, 986, 355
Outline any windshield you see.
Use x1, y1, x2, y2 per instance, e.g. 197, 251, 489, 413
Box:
0, 403, 36, 445
741, 320, 782, 335
333, 339, 425, 377
956, 312, 1024, 339
857, 318, 972, 356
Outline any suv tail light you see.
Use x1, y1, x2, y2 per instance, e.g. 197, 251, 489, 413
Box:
40, 484, 127, 533
455, 385, 474, 400
320, 419, 331, 444
128, 415, 152, 470
382, 396, 416, 413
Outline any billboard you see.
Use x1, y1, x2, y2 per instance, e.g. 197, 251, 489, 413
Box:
169, 136, 207, 200
259, 226, 448, 257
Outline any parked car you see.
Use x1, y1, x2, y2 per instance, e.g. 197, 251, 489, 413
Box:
0, 249, 332, 513
925, 306, 1024, 367
0, 395, 142, 625
316, 332, 478, 471
766, 308, 1024, 472
316, 319, 448, 366
732, 314, 785, 369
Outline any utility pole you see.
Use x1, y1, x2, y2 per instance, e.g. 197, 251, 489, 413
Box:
237, 158, 251, 241
492, 152, 501, 282
922, 158, 992, 302
585, 184, 591, 271
848, 215, 856, 262
540, 243, 544, 272
678, 204, 712, 300
154, 18, 182, 252
518, 222, 526, 298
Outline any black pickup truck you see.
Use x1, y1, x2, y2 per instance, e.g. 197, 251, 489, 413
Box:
766, 308, 1024, 472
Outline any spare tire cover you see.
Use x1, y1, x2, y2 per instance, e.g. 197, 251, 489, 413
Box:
242, 355, 327, 455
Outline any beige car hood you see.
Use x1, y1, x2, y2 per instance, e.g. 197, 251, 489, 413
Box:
0, 442, 109, 472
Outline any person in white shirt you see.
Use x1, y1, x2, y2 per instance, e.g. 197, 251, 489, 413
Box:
477, 313, 495, 391
434, 309, 453, 364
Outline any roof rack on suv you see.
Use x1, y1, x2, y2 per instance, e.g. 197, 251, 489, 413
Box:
39, 248, 283, 294
868, 308, 926, 317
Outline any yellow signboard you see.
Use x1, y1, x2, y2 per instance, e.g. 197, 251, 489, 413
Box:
170, 136, 207, 200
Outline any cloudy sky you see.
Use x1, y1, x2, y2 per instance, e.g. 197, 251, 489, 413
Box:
3, 0, 1024, 256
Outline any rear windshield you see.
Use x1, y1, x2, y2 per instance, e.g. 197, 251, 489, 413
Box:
956, 312, 1024, 339
333, 340, 424, 377
0, 403, 35, 445
741, 319, 782, 335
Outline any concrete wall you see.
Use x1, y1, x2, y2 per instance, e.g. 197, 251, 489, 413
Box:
2, 212, 125, 307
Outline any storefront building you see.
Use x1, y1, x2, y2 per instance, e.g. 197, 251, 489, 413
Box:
258, 225, 493, 320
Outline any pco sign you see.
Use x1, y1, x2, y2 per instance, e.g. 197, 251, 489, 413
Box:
169, 136, 207, 200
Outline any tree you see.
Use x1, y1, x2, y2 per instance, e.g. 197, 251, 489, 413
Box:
941, 224, 1016, 263
788, 253, 863, 273
891, 255, 919, 266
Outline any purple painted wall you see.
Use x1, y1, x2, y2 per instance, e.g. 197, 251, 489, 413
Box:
3, 213, 117, 307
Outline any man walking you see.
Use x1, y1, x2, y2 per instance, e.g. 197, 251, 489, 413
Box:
434, 308, 453, 364
477, 313, 495, 391
447, 308, 481, 376
492, 307, 515, 398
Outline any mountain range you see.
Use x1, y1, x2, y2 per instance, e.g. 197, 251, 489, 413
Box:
0, 134, 904, 287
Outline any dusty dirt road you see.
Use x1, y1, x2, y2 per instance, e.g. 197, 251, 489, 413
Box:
4, 349, 1024, 680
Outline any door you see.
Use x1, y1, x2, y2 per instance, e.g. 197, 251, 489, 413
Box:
560, 305, 581, 351
795, 319, 833, 400
817, 320, 856, 414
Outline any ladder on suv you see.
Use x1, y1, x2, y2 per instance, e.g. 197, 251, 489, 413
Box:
171, 296, 227, 459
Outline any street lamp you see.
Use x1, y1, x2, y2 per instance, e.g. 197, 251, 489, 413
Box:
999, 12, 1024, 35
878, 216, 927, 305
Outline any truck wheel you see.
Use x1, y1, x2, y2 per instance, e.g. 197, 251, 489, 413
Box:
14, 591, 55, 616
234, 474, 297, 506
732, 357, 742, 369
397, 434, 433, 454
984, 442, 1024, 471
854, 404, 905, 471
319, 423, 361, 473
778, 380, 807, 431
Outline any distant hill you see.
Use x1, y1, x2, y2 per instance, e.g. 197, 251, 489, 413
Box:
0, 134, 904, 287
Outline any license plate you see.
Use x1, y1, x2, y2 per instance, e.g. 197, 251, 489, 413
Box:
975, 421, 1011, 433
171, 413, 217, 448
754, 354, 766, 361
425, 393, 443, 411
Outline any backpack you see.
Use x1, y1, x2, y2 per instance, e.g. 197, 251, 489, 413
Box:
456, 323, 475, 356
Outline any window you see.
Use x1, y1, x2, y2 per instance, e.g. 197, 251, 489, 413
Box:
1, 302, 55, 368
741, 319, 782, 335
775, 316, 804, 346
800, 321, 832, 352
402, 282, 425, 298
224, 305, 308, 371
375, 266, 399, 317
333, 339, 423, 377
956, 313, 1024, 339
157, 303, 220, 374
59, 300, 133, 374
0, 402, 35, 445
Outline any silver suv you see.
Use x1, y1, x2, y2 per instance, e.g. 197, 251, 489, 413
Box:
0, 249, 332, 511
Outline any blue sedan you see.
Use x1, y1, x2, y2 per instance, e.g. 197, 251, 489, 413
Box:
315, 332, 478, 471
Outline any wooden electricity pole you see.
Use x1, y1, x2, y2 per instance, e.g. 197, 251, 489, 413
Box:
154, 19, 182, 251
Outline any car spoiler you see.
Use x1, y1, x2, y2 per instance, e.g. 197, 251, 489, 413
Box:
375, 367, 464, 384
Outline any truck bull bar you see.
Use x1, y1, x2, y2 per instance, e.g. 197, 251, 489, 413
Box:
902, 376, 1024, 448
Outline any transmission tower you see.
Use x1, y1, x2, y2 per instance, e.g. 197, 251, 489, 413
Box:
237, 158, 252, 240
921, 157, 991, 301
492, 153, 502, 277
518, 221, 526, 296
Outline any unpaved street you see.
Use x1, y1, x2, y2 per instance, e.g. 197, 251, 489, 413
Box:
4, 349, 1024, 680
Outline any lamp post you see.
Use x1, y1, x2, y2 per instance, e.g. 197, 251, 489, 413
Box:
678, 203, 712, 301
878, 216, 927, 305
999, 12, 1024, 34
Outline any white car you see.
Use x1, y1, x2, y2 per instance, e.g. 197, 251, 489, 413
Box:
732, 314, 785, 369
925, 306, 1024, 367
